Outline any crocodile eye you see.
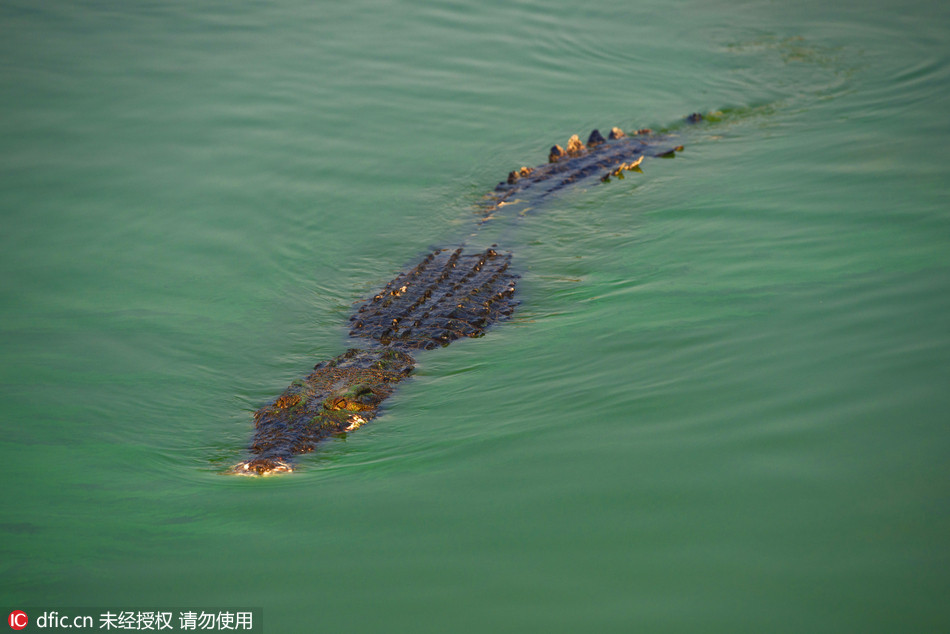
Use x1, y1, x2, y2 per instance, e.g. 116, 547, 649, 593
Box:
353, 386, 377, 404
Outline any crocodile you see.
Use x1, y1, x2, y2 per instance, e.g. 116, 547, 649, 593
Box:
231, 114, 702, 475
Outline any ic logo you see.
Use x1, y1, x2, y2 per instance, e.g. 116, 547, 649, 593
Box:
8, 611, 28, 630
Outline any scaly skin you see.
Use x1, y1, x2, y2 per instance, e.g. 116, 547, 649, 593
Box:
230, 348, 414, 475
349, 246, 519, 349
232, 115, 703, 475
484, 122, 692, 211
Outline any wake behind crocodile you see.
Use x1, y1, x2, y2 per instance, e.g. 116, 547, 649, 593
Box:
231, 114, 704, 475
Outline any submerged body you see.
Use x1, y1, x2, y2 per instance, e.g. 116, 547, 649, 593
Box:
232, 116, 700, 475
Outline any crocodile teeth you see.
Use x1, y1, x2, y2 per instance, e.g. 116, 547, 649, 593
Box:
345, 416, 367, 431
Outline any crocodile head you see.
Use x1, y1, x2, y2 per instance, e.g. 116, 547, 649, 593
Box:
229, 348, 414, 476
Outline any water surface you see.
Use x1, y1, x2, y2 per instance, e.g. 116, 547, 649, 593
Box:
1, 0, 949, 631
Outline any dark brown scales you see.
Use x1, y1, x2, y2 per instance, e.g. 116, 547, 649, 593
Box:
234, 348, 415, 475
232, 114, 703, 474
349, 247, 518, 350
232, 248, 518, 475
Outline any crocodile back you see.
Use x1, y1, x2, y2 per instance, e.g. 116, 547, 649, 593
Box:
348, 246, 518, 349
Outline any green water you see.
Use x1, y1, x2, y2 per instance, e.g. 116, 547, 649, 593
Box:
2, 0, 949, 631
